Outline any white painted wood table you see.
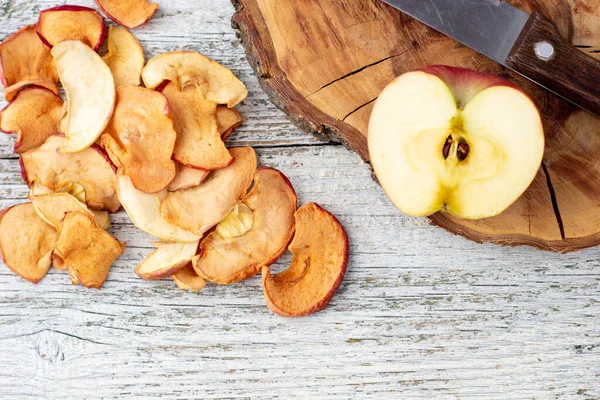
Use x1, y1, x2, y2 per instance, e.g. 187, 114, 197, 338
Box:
0, 1, 599, 398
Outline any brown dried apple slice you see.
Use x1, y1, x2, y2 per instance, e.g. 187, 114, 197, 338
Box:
168, 164, 210, 192
172, 265, 207, 292
95, 0, 159, 29
0, 203, 57, 283
0, 25, 59, 101
54, 212, 125, 289
101, 85, 176, 194
135, 241, 199, 280
30, 193, 109, 231
161, 147, 257, 235
262, 203, 349, 318
102, 26, 144, 87
52, 40, 115, 153
193, 168, 297, 285
161, 82, 232, 170
36, 6, 106, 51
217, 105, 244, 141
142, 51, 248, 107
21, 135, 120, 212
0, 87, 63, 153
117, 175, 201, 243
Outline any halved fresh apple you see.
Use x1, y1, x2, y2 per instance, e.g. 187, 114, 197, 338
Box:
161, 82, 232, 170
135, 241, 199, 280
193, 168, 297, 285
161, 147, 257, 235
0, 203, 57, 283
0, 25, 59, 101
217, 105, 244, 141
21, 135, 120, 212
51, 40, 115, 153
0, 87, 63, 153
117, 175, 201, 243
262, 202, 348, 317
101, 85, 176, 194
102, 25, 144, 87
142, 51, 248, 107
368, 65, 545, 219
30, 193, 110, 231
172, 265, 206, 292
36, 6, 106, 51
168, 164, 210, 192
95, 0, 159, 29
54, 211, 125, 289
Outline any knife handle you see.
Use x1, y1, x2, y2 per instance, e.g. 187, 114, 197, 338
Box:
506, 12, 600, 117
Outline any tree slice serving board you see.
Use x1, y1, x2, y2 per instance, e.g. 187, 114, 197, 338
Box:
231, 0, 600, 253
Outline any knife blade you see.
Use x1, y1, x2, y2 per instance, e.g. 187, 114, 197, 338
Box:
381, 0, 600, 118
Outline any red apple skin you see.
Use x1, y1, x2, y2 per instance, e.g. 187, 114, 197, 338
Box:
36, 6, 107, 52
19, 156, 28, 184
263, 203, 349, 318
221, 119, 243, 142
416, 65, 533, 109
90, 142, 119, 174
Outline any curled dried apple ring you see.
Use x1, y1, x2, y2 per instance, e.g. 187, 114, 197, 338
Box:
262, 203, 349, 317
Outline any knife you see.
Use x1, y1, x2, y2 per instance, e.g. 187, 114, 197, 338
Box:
381, 0, 600, 118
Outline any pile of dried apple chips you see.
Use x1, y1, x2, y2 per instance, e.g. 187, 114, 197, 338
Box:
0, 0, 348, 317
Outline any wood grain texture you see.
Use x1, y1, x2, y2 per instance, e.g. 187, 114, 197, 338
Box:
232, 0, 600, 253
507, 12, 600, 117
0, 1, 599, 399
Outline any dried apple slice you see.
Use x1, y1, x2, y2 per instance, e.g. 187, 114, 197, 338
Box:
172, 265, 207, 292
142, 51, 248, 107
135, 241, 199, 280
102, 26, 144, 87
30, 193, 109, 230
0, 203, 57, 283
161, 147, 257, 235
262, 203, 349, 318
217, 105, 244, 141
0, 87, 63, 153
54, 212, 125, 289
101, 85, 176, 193
0, 25, 59, 101
21, 135, 120, 212
117, 175, 201, 243
168, 164, 210, 192
36, 6, 106, 51
161, 82, 232, 170
95, 0, 159, 29
193, 168, 297, 285
52, 40, 115, 153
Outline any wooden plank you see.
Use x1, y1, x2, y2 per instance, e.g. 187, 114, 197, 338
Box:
0, 1, 598, 398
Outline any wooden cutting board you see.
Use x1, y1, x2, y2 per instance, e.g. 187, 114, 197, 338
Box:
231, 0, 600, 253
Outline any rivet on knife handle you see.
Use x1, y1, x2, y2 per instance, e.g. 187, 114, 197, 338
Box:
506, 12, 600, 118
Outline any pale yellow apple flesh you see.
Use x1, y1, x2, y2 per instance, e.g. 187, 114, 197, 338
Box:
51, 40, 115, 153
102, 26, 145, 87
117, 175, 201, 243
135, 241, 199, 280
368, 69, 544, 219
30, 193, 110, 230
